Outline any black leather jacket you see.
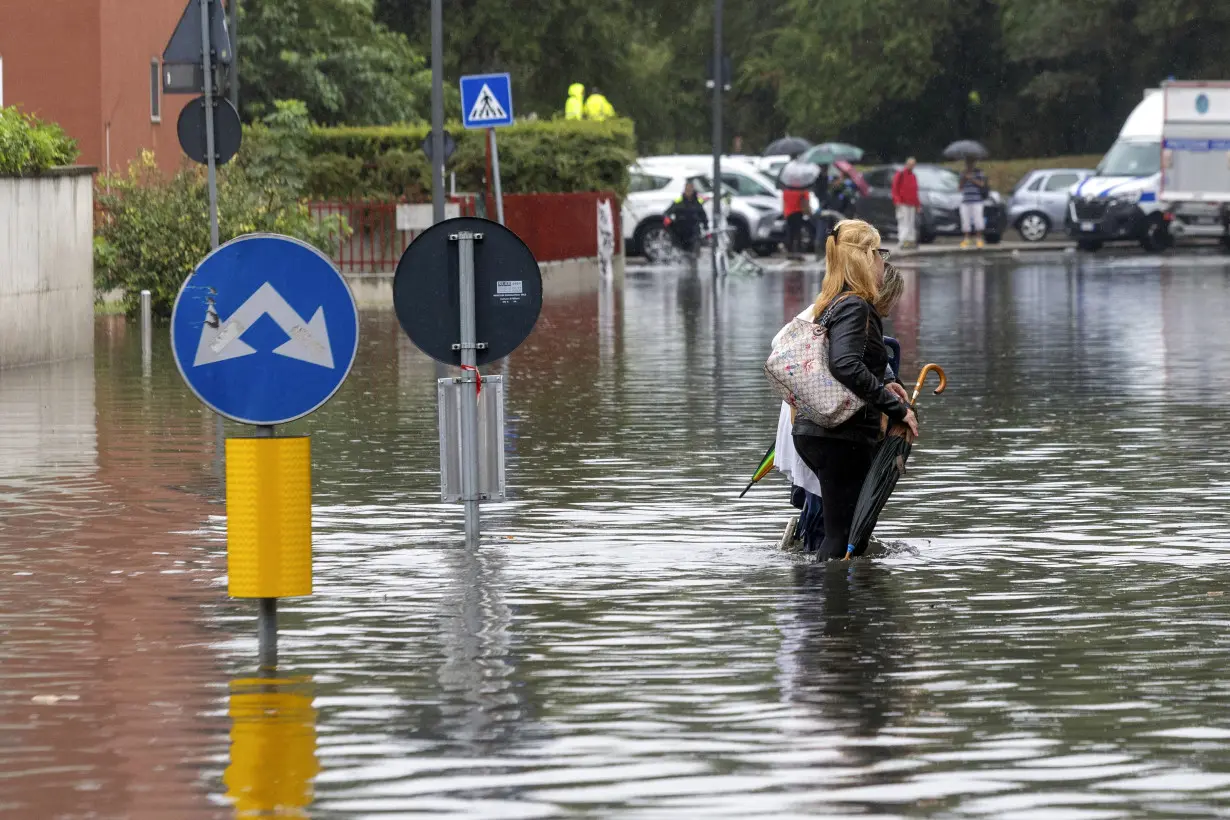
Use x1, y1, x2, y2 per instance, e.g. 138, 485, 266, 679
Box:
793, 294, 909, 444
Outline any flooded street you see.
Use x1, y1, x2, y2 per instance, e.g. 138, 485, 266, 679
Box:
5, 251, 1230, 817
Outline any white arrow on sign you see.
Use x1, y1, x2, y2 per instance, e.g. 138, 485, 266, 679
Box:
193, 282, 334, 369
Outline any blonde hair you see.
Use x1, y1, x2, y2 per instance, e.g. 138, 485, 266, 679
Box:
875, 262, 904, 314
813, 219, 882, 315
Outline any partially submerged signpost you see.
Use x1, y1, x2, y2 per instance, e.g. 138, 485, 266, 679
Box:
171, 235, 359, 669
394, 218, 543, 547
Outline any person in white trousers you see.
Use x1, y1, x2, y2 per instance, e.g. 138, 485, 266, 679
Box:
891, 158, 920, 249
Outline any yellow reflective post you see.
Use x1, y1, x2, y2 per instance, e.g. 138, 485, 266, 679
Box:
226, 436, 312, 598
225, 676, 319, 817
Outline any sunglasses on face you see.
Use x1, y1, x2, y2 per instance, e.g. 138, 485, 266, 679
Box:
875, 248, 891, 260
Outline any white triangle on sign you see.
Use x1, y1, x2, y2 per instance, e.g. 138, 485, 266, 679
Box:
468, 83, 508, 122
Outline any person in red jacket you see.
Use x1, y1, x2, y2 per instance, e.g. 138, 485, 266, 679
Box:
891, 158, 921, 249
782, 186, 811, 254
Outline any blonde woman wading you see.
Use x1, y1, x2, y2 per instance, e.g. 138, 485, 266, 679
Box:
792, 219, 919, 559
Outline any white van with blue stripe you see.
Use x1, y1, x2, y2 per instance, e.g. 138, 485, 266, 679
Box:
1067, 89, 1168, 252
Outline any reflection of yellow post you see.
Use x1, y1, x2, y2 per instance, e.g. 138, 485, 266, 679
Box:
225, 676, 318, 817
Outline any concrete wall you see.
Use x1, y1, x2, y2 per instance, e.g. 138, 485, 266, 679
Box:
343, 254, 625, 310
0, 169, 96, 369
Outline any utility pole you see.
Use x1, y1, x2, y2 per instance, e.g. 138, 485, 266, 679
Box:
228, 0, 238, 110
430, 0, 445, 223
711, 0, 724, 276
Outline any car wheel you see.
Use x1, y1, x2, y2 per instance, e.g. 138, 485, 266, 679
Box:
637, 220, 672, 263
1016, 212, 1050, 242
1077, 239, 1103, 252
918, 228, 937, 245
753, 242, 777, 257
1140, 214, 1172, 253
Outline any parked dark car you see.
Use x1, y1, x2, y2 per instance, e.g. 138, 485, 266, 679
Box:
856, 164, 1006, 244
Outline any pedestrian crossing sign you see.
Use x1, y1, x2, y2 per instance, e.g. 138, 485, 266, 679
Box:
460, 73, 514, 129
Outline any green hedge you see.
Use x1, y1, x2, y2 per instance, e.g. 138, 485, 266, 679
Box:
0, 106, 79, 175
302, 118, 636, 200
95, 151, 347, 319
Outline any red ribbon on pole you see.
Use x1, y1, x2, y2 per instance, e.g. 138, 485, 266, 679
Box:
460, 364, 482, 399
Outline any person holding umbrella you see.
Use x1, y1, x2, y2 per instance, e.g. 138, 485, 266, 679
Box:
943, 141, 992, 250
959, 157, 990, 249
792, 219, 918, 560
778, 159, 820, 255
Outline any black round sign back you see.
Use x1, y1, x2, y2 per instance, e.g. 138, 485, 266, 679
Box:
177, 96, 242, 166
394, 217, 543, 366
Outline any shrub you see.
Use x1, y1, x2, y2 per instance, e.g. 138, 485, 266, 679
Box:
95, 152, 347, 318
302, 117, 636, 200
0, 106, 79, 175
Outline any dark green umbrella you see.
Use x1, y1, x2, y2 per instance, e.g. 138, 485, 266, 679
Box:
844, 364, 947, 559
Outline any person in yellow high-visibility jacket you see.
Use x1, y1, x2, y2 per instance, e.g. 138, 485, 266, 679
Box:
565, 83, 585, 120
584, 88, 615, 121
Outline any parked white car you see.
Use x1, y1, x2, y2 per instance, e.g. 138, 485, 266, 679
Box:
624, 159, 783, 260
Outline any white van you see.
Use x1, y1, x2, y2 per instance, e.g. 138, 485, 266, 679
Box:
1159, 81, 1230, 245
1067, 89, 1167, 251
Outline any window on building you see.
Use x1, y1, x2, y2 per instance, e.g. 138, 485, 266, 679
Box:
150, 59, 161, 122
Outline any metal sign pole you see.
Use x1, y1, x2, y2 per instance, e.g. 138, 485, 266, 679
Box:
200, 0, 226, 478
489, 128, 505, 225
453, 231, 482, 547
228, 0, 239, 110
430, 0, 445, 224
255, 423, 277, 668
711, 0, 724, 277
200, 0, 220, 250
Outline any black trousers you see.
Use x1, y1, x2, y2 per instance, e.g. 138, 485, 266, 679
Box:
786, 212, 805, 252
792, 435, 874, 559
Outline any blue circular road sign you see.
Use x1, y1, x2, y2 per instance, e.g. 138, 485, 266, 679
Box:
171, 233, 359, 425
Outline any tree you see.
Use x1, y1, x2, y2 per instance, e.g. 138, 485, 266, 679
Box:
240, 0, 431, 125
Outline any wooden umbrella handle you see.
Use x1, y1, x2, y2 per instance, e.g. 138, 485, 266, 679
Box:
910, 363, 947, 407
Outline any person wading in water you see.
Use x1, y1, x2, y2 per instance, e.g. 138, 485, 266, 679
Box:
792, 219, 918, 559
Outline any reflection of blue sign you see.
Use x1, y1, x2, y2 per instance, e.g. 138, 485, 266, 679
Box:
171, 234, 359, 425
1197, 93, 1210, 115
460, 73, 513, 129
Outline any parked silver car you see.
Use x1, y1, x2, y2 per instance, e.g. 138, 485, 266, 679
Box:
1008, 168, 1094, 242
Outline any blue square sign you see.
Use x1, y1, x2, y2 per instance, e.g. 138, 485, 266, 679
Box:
460, 73, 514, 129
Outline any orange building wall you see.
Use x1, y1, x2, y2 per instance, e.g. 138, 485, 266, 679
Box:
0, 0, 104, 166
1, 0, 194, 174
98, 0, 190, 175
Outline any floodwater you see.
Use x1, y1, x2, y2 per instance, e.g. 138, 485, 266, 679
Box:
4, 251, 1230, 818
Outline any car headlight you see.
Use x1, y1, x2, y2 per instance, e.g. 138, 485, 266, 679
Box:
1112, 190, 1142, 206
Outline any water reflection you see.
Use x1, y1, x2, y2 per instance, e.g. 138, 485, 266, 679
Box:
0, 357, 96, 482
225, 675, 318, 817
